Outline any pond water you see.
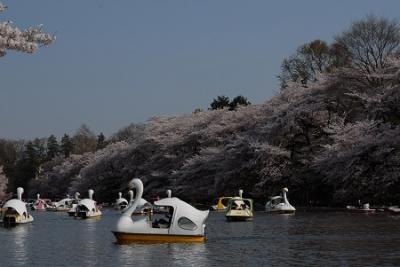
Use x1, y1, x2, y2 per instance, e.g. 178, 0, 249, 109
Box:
1, 210, 400, 266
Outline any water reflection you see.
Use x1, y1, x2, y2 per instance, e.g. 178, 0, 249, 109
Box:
115, 243, 138, 267
8, 226, 29, 266
81, 218, 99, 267
116, 243, 209, 267
270, 214, 292, 264
168, 243, 209, 267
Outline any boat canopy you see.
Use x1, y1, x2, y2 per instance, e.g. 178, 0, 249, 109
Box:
154, 197, 209, 235
228, 198, 252, 210
78, 199, 97, 211
2, 199, 27, 216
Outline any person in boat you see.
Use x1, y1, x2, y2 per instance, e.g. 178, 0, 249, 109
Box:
166, 207, 173, 218
152, 206, 173, 228
152, 218, 169, 228
231, 201, 239, 210
240, 203, 248, 210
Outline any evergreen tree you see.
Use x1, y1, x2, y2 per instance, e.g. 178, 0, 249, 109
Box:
8, 158, 35, 193
47, 135, 59, 160
0, 139, 18, 166
32, 138, 46, 165
210, 95, 251, 111
61, 134, 73, 158
7, 140, 43, 193
229, 95, 251, 110
96, 132, 106, 150
210, 95, 230, 110
1, 140, 23, 193
25, 141, 35, 161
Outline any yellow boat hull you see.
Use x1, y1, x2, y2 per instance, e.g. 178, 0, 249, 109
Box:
112, 231, 206, 244
267, 210, 296, 214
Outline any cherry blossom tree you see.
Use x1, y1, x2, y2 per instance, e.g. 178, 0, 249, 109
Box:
0, 2, 53, 57
313, 120, 400, 204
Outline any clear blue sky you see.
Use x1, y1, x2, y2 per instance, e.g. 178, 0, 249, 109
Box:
1, 0, 399, 139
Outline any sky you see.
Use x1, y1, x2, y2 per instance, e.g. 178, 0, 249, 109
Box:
1, 0, 400, 139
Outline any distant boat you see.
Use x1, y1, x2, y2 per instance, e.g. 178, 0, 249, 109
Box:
225, 190, 253, 221
73, 190, 102, 219
346, 203, 376, 213
112, 178, 209, 243
210, 197, 232, 212
388, 206, 400, 215
0, 187, 34, 226
265, 188, 296, 214
33, 194, 47, 211
51, 195, 74, 212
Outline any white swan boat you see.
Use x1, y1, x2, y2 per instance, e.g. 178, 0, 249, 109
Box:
112, 178, 209, 243
52, 195, 74, 212
225, 190, 254, 221
0, 187, 34, 226
67, 192, 81, 216
114, 192, 129, 210
265, 188, 296, 214
71, 190, 102, 219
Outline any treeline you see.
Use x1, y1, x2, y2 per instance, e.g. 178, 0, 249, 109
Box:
0, 96, 251, 200
0, 124, 107, 198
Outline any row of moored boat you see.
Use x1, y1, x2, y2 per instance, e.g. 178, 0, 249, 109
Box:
3, 180, 390, 244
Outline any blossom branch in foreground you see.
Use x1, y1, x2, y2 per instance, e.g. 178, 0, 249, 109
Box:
0, 2, 54, 57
